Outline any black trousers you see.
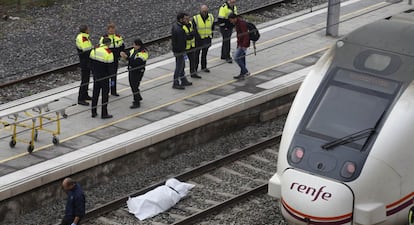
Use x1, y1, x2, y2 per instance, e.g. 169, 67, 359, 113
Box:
78, 57, 91, 101
110, 58, 119, 95
128, 70, 144, 103
195, 38, 212, 71
220, 27, 233, 59
91, 75, 110, 116
186, 47, 197, 75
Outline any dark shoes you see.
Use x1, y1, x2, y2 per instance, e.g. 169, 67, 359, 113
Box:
182, 81, 192, 86
78, 101, 89, 106
233, 74, 245, 80
111, 93, 120, 97
222, 57, 232, 63
233, 72, 250, 80
172, 84, 185, 90
202, 68, 210, 73
130, 102, 140, 109
92, 113, 113, 119
85, 96, 92, 100
101, 114, 113, 119
191, 74, 202, 79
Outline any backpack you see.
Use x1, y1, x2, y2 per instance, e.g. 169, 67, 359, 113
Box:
246, 22, 260, 42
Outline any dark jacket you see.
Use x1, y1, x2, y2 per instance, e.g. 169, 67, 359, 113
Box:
64, 183, 86, 221
89, 47, 116, 79
234, 18, 250, 48
77, 49, 91, 68
171, 21, 187, 55
127, 47, 148, 73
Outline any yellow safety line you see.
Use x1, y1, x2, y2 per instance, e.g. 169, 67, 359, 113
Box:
0, 1, 389, 163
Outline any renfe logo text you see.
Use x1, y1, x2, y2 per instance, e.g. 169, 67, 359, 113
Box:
290, 182, 332, 201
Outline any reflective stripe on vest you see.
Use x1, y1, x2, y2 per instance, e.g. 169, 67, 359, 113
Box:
89, 45, 114, 63
193, 13, 214, 39
183, 22, 195, 50
218, 3, 237, 19
99, 34, 124, 48
76, 32, 93, 52
129, 48, 149, 61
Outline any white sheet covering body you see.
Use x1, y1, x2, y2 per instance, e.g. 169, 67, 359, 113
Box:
127, 178, 195, 220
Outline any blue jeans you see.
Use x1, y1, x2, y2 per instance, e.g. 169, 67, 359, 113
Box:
234, 48, 248, 75
174, 54, 185, 85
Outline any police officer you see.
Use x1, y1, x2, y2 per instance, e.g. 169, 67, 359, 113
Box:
89, 37, 114, 119
120, 39, 149, 109
193, 5, 214, 73
75, 24, 93, 106
61, 177, 85, 225
183, 14, 200, 79
99, 23, 124, 96
171, 12, 193, 90
218, 0, 237, 63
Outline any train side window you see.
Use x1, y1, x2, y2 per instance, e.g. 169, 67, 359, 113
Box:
354, 50, 401, 75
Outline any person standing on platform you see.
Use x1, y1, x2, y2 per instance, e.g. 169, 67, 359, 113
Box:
99, 23, 124, 96
75, 24, 93, 106
89, 37, 114, 119
171, 12, 193, 90
228, 13, 250, 80
60, 177, 85, 225
217, 0, 237, 63
120, 39, 149, 109
183, 14, 201, 79
193, 4, 214, 73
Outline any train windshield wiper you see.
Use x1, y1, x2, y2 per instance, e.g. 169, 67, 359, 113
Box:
321, 128, 375, 150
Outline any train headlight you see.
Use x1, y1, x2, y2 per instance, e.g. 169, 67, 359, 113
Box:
290, 147, 304, 163
341, 161, 356, 178
337, 40, 344, 48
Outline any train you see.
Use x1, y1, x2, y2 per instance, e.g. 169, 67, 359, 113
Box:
268, 10, 414, 225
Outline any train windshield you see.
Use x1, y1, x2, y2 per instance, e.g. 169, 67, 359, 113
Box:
304, 69, 399, 149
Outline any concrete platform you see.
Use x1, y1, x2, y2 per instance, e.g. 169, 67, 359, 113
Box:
0, 0, 411, 202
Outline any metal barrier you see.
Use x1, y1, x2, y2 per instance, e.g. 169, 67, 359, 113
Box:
0, 100, 72, 153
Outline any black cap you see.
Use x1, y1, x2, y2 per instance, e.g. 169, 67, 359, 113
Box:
228, 13, 237, 19
134, 38, 144, 46
102, 37, 111, 45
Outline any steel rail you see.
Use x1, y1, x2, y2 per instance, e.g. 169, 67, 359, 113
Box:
77, 134, 281, 224
172, 184, 268, 225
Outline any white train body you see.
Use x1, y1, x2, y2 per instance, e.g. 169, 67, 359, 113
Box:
268, 14, 414, 225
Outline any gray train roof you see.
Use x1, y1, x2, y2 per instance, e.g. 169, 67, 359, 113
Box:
342, 18, 414, 56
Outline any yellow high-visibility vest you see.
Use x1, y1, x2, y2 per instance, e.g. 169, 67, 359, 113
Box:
99, 34, 124, 49
129, 48, 149, 61
218, 3, 237, 19
193, 13, 214, 39
183, 22, 195, 50
76, 32, 93, 52
89, 45, 114, 63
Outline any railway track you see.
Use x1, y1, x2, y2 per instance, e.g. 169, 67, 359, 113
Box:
0, 0, 288, 89
78, 134, 281, 225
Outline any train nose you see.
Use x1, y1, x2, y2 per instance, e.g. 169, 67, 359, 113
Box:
279, 169, 353, 225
